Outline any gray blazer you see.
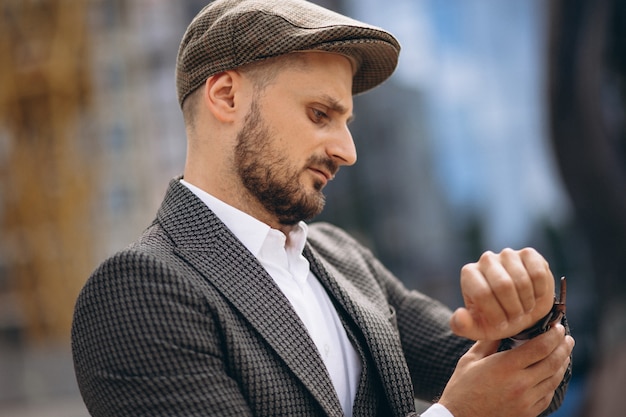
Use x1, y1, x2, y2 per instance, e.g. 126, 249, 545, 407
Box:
71, 179, 569, 416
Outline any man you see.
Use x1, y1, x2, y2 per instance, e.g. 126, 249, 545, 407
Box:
71, 1, 574, 416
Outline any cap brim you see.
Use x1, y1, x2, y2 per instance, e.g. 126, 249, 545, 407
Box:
312, 39, 399, 95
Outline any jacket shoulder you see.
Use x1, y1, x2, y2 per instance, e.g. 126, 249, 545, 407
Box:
307, 222, 375, 259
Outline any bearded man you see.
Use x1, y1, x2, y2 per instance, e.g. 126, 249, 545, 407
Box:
71, 1, 573, 416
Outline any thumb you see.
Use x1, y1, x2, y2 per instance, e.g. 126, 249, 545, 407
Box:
450, 307, 478, 339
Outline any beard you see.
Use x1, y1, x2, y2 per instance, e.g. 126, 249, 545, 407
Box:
234, 99, 338, 226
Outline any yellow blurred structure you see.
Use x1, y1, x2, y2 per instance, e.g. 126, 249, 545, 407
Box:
0, 0, 95, 342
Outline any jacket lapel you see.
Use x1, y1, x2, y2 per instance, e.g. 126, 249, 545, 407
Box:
156, 180, 343, 416
304, 244, 417, 417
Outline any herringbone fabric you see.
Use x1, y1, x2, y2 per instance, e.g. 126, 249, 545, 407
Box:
175, 0, 401, 106
71, 179, 569, 416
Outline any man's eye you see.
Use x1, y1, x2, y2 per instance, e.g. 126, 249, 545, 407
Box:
310, 108, 328, 122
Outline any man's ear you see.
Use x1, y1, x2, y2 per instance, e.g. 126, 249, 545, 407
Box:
204, 71, 244, 123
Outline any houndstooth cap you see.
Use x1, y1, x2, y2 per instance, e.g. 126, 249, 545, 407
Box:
176, 0, 401, 107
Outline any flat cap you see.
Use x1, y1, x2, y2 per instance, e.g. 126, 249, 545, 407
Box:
176, 0, 401, 107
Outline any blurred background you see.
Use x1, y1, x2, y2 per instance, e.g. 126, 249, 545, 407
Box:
0, 0, 624, 416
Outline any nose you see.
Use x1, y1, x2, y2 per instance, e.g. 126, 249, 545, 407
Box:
327, 126, 357, 166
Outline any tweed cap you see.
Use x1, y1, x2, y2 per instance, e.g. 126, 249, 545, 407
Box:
176, 0, 401, 107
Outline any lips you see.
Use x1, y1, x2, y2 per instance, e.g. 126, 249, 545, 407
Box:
310, 167, 332, 181
308, 167, 331, 185
306, 156, 339, 186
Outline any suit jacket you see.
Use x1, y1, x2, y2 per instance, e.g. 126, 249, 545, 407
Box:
71, 179, 569, 416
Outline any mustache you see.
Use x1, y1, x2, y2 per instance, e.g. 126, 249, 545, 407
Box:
307, 155, 340, 179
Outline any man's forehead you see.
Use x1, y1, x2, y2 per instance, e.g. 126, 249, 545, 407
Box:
280, 75, 354, 112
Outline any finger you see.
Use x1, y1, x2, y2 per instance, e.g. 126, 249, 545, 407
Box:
520, 248, 555, 317
461, 259, 508, 330
527, 329, 574, 381
455, 338, 502, 368
450, 307, 475, 338
501, 327, 571, 417
468, 339, 501, 359
450, 306, 504, 340
516, 324, 567, 369
480, 257, 526, 322
528, 353, 571, 415
499, 248, 536, 314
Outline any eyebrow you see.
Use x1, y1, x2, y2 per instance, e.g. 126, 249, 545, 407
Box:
318, 94, 355, 124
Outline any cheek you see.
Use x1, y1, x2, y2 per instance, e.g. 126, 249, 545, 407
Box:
262, 106, 320, 154
277, 126, 318, 155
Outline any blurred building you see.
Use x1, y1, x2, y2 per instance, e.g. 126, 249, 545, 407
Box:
0, 0, 191, 412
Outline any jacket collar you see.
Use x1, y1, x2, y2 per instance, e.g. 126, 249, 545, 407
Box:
156, 179, 344, 416
156, 178, 415, 416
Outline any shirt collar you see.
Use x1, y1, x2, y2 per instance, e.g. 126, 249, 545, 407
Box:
180, 179, 308, 256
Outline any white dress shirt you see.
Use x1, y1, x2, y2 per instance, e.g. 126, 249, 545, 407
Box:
180, 180, 453, 417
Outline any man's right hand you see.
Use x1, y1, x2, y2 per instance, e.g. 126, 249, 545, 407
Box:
438, 323, 574, 417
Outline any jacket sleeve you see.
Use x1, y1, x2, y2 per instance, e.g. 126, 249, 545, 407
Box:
71, 250, 254, 417
308, 222, 571, 416
378, 248, 572, 416
363, 250, 473, 403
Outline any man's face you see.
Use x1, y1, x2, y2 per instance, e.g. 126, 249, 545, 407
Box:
234, 52, 356, 226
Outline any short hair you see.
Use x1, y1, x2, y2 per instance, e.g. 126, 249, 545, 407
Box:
238, 53, 307, 91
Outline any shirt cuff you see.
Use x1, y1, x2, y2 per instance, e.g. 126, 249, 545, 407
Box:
420, 403, 454, 417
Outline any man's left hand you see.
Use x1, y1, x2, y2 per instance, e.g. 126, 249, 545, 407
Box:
450, 248, 555, 341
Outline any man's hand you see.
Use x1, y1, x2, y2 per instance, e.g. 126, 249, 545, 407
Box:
438, 324, 575, 417
450, 248, 556, 341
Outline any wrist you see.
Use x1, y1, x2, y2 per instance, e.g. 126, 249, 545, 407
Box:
505, 276, 566, 345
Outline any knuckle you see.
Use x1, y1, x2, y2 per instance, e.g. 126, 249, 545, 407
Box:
526, 264, 544, 279
520, 247, 538, 257
478, 250, 497, 264
460, 263, 476, 276
547, 351, 564, 371
491, 277, 515, 294
457, 354, 472, 367
534, 336, 554, 358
